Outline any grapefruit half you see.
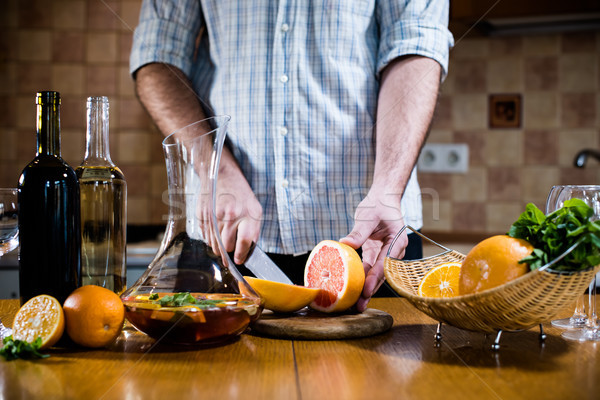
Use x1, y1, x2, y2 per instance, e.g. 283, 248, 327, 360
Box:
304, 240, 365, 313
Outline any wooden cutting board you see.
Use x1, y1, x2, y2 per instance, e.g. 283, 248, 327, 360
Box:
250, 308, 393, 340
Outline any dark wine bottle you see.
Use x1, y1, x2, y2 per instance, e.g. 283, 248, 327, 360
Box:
18, 91, 82, 305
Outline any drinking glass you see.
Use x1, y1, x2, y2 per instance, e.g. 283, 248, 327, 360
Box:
545, 185, 600, 341
0, 188, 18, 339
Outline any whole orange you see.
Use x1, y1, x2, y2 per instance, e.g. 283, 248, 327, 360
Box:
459, 235, 534, 295
63, 285, 125, 348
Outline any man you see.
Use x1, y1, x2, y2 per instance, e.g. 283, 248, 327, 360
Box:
130, 1, 453, 311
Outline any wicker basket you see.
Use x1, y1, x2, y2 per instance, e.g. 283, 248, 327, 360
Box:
384, 226, 600, 334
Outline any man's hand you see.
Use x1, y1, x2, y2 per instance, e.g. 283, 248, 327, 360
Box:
339, 186, 408, 312
215, 153, 263, 264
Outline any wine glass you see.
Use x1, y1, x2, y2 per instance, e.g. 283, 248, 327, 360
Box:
0, 188, 19, 257
0, 188, 18, 339
545, 185, 600, 341
547, 185, 591, 329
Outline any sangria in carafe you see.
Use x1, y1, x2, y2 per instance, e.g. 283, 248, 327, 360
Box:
121, 116, 262, 345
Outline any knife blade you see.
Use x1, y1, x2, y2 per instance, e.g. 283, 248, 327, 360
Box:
242, 244, 294, 285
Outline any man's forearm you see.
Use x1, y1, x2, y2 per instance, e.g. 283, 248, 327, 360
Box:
372, 56, 441, 195
134, 62, 243, 177
134, 62, 208, 137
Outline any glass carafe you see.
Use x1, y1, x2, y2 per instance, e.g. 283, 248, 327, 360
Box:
121, 116, 262, 345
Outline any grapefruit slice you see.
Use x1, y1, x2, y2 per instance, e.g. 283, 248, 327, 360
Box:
304, 240, 365, 313
417, 262, 461, 298
244, 277, 321, 313
12, 294, 65, 349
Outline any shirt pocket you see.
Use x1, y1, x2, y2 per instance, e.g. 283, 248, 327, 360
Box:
323, 0, 376, 67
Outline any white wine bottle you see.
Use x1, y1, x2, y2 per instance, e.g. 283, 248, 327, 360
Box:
76, 96, 127, 295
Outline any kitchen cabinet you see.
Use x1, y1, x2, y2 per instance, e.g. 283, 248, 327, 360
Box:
450, 0, 600, 37
0, 244, 157, 299
0, 270, 18, 299
0, 267, 148, 300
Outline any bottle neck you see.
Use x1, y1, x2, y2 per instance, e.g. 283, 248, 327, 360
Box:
83, 96, 113, 166
36, 91, 61, 157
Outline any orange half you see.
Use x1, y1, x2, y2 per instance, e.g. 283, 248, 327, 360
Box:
12, 294, 65, 349
417, 262, 462, 298
244, 276, 321, 313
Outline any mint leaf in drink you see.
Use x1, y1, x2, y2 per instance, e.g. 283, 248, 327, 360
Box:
150, 293, 228, 309
156, 292, 198, 307
508, 199, 600, 271
0, 336, 49, 361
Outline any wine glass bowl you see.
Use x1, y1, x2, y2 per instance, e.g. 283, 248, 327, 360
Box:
546, 185, 589, 329
0, 188, 18, 257
0, 188, 18, 339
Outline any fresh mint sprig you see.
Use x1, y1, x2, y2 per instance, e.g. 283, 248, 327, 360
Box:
0, 336, 49, 361
508, 199, 600, 271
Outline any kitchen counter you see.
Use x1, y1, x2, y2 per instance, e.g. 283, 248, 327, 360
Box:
1, 298, 598, 400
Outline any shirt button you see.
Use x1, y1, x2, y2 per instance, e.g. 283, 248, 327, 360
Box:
280, 75, 288, 83
281, 179, 289, 188
279, 126, 288, 136
281, 23, 290, 32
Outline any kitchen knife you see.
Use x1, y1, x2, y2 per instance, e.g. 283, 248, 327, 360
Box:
243, 244, 294, 285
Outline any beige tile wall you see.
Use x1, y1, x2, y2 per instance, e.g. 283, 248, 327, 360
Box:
1, 0, 599, 234
422, 31, 600, 235
0, 0, 168, 225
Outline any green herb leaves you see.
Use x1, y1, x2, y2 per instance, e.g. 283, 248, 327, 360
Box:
0, 336, 49, 361
508, 199, 600, 271
149, 293, 225, 309
157, 293, 198, 307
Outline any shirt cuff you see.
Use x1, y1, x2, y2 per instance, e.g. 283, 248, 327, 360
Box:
377, 22, 454, 81
129, 18, 198, 78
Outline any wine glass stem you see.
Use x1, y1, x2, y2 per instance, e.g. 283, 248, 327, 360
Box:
587, 275, 598, 331
572, 293, 587, 321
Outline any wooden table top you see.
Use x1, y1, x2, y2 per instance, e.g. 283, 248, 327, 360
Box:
1, 297, 599, 400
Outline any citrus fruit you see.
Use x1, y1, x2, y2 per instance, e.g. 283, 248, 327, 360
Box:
12, 295, 65, 349
63, 285, 125, 348
304, 240, 365, 313
244, 276, 321, 313
459, 235, 534, 295
417, 262, 462, 298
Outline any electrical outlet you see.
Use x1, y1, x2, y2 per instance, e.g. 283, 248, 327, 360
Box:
418, 143, 469, 173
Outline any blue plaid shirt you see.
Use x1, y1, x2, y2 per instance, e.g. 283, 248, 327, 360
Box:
131, 0, 453, 254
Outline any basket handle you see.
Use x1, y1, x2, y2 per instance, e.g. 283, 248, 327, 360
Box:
386, 225, 451, 258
